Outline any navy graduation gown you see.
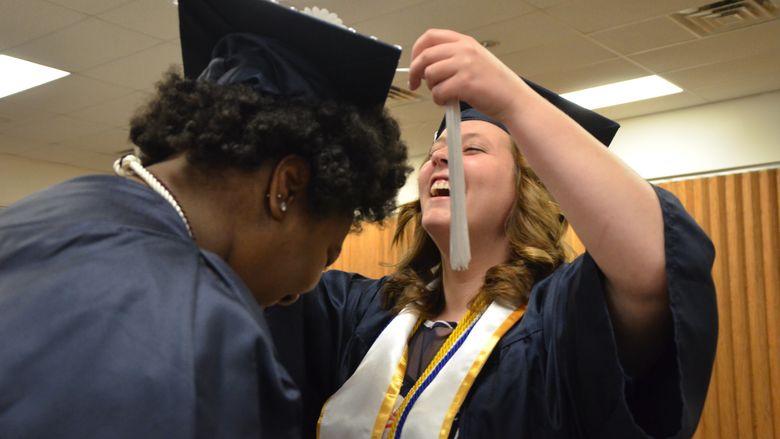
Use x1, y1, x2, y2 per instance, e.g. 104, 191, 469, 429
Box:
266, 186, 717, 438
0, 176, 301, 438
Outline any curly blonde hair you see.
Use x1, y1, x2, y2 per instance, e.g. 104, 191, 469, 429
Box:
382, 145, 570, 319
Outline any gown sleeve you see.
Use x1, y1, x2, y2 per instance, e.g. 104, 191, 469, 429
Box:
538, 185, 717, 438
0, 226, 301, 439
266, 270, 392, 438
195, 253, 303, 439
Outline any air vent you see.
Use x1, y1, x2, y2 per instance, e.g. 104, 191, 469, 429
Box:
388, 85, 422, 103
670, 0, 779, 36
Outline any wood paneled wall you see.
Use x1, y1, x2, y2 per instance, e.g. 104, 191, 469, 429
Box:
330, 219, 409, 279
661, 170, 780, 439
330, 168, 780, 438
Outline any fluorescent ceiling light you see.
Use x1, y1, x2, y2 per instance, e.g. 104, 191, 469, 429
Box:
0, 55, 70, 100
560, 75, 682, 110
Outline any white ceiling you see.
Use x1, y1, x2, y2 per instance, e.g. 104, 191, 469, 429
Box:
0, 0, 778, 172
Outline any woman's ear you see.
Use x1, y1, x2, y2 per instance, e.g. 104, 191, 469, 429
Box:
266, 155, 310, 220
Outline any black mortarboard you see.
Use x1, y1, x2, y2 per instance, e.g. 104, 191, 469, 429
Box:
178, 0, 401, 109
435, 79, 620, 146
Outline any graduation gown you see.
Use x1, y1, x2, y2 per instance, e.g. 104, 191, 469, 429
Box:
266, 186, 717, 438
0, 175, 301, 439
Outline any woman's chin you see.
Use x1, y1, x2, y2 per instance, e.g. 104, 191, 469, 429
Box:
421, 205, 451, 226
265, 293, 301, 308
419, 222, 448, 251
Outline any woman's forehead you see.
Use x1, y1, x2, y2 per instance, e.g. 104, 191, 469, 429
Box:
433, 120, 512, 148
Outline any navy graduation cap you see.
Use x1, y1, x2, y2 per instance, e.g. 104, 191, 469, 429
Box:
435, 79, 620, 147
178, 0, 401, 110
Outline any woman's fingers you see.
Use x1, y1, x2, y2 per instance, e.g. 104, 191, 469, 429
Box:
409, 29, 470, 90
409, 29, 525, 120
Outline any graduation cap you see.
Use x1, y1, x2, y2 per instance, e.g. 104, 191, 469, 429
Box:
178, 0, 401, 109
435, 80, 620, 271
436, 79, 620, 146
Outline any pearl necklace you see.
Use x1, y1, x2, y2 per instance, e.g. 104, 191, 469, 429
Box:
113, 154, 193, 238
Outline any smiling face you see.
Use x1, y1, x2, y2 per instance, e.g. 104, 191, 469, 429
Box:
418, 120, 518, 251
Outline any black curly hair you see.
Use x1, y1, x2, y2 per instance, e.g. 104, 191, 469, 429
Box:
129, 70, 411, 223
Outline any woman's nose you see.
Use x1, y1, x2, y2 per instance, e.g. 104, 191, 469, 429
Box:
431, 148, 448, 167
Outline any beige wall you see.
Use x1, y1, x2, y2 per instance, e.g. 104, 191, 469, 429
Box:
614, 90, 780, 180
0, 153, 96, 208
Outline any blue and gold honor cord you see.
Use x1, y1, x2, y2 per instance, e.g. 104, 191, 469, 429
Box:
387, 296, 489, 438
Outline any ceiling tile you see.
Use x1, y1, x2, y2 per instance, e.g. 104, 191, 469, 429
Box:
14, 144, 115, 171
5, 17, 162, 72
464, 0, 536, 22
542, 0, 706, 33
694, 79, 780, 103
0, 103, 58, 134
664, 49, 780, 91
68, 152, 115, 172
467, 11, 579, 57
0, 116, 14, 134
0, 74, 133, 113
355, 0, 535, 66
411, 0, 536, 31
82, 41, 181, 91
45, 0, 136, 15
99, 0, 179, 40
0, 0, 85, 50
524, 0, 568, 9
0, 134, 48, 155
399, 121, 440, 158
387, 99, 441, 128
600, 91, 707, 121
283, 0, 429, 25
59, 127, 131, 155
629, 20, 780, 73
501, 35, 618, 77
666, 50, 780, 102
529, 58, 649, 92
590, 16, 697, 55
3, 115, 112, 144
70, 91, 149, 129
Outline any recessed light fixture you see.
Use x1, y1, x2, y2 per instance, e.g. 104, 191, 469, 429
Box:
0, 55, 70, 100
560, 75, 683, 110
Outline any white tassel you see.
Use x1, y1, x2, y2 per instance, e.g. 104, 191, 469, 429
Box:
445, 101, 471, 271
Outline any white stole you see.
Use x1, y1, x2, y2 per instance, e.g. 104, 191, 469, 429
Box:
318, 301, 524, 439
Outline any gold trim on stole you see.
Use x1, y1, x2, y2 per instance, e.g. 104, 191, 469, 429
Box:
371, 345, 408, 438
317, 319, 421, 439
438, 306, 526, 439
316, 347, 409, 439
